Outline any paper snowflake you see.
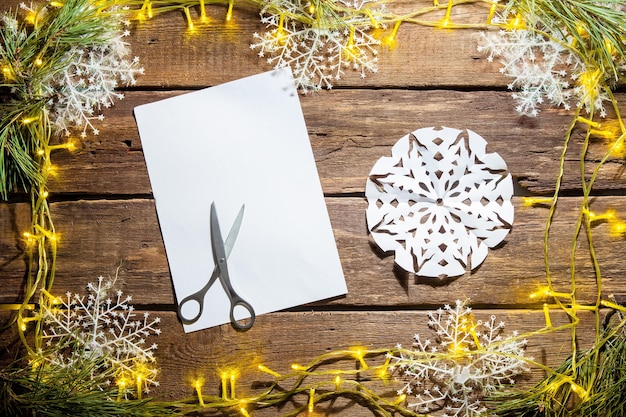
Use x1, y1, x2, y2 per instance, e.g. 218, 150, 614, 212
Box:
41, 276, 161, 396
250, 0, 382, 92
389, 300, 529, 417
365, 127, 513, 278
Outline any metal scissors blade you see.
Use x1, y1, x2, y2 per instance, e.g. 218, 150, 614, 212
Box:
177, 203, 251, 327
211, 203, 255, 330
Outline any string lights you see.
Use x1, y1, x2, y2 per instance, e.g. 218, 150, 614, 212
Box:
2, 0, 626, 416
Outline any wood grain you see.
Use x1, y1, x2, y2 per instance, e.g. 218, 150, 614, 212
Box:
1, 1, 626, 414
2, 197, 625, 307
39, 89, 626, 197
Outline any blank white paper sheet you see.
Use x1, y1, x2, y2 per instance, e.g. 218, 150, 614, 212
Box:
134, 68, 347, 332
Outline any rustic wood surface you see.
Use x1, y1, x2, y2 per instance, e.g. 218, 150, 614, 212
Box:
1, 1, 625, 415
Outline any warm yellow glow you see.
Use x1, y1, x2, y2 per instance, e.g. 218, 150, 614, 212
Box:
199, 0, 207, 22
22, 117, 38, 125
448, 342, 466, 355
239, 406, 251, 417
577, 69, 600, 100
221, 372, 228, 399
291, 363, 308, 371
184, 7, 194, 30
590, 128, 615, 139
258, 365, 281, 378
570, 382, 589, 401
308, 3, 315, 15
487, 1, 498, 24
506, 13, 524, 30
350, 346, 369, 369
334, 375, 342, 389
395, 393, 407, 405
308, 388, 315, 413
226, 0, 234, 22
230, 372, 237, 398
609, 221, 626, 237
583, 208, 616, 222
365, 9, 379, 29
522, 197, 553, 207
543, 303, 552, 328
34, 58, 43, 66
576, 116, 601, 128
193, 377, 205, 407
383, 21, 402, 49
529, 286, 552, 299
438, 0, 453, 28
50, 1, 65, 7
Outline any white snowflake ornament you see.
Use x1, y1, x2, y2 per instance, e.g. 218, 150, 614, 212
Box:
366, 127, 513, 278
389, 300, 529, 417
41, 276, 161, 396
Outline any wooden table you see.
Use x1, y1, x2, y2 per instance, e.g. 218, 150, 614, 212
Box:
1, 1, 625, 415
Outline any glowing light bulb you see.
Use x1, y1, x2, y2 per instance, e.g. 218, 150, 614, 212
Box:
22, 117, 37, 125
506, 13, 524, 30
384, 21, 402, 49
258, 365, 281, 378
226, 0, 234, 22
291, 363, 308, 371
193, 377, 205, 407
522, 197, 553, 207
184, 7, 194, 30
334, 375, 342, 389
487, 1, 498, 24
308, 388, 315, 413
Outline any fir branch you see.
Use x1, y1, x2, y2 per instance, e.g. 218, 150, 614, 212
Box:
0, 352, 181, 417
510, 0, 626, 81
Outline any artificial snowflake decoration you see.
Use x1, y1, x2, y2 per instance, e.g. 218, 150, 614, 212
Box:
19, 2, 143, 137
365, 127, 513, 278
250, 0, 382, 92
389, 300, 529, 417
41, 276, 161, 397
477, 12, 611, 117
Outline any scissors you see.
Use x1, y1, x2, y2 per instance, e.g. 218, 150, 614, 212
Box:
177, 202, 256, 330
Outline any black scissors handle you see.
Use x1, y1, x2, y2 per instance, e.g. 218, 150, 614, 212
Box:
177, 267, 219, 325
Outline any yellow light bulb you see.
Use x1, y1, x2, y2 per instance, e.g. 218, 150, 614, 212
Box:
522, 197, 553, 207
226, 0, 234, 22
258, 365, 281, 378
308, 388, 315, 413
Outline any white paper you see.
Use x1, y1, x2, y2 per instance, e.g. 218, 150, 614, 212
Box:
365, 127, 513, 278
134, 68, 347, 332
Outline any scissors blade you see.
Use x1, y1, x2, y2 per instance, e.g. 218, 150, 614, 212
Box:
211, 202, 245, 261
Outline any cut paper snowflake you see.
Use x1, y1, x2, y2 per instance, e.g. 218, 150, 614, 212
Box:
388, 300, 529, 417
365, 127, 513, 278
41, 276, 161, 396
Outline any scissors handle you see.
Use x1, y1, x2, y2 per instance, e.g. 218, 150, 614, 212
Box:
177, 292, 205, 325
177, 268, 218, 325
229, 295, 256, 330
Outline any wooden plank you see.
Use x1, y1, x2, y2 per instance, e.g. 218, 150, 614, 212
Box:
127, 1, 506, 89
42, 89, 626, 196
2, 197, 625, 306
0, 1, 505, 89
0, 309, 600, 407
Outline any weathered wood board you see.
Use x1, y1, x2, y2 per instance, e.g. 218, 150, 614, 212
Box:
1, 1, 625, 415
